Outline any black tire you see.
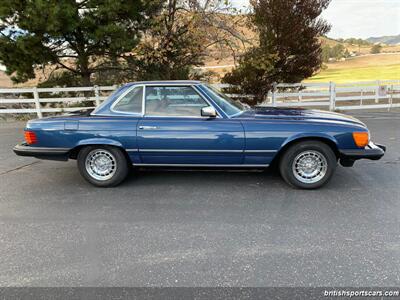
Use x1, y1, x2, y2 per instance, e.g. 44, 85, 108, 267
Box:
279, 141, 337, 189
77, 145, 129, 187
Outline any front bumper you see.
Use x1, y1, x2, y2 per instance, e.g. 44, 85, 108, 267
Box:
339, 142, 386, 166
13, 143, 70, 161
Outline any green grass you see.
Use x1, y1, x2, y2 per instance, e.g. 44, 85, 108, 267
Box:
307, 64, 400, 83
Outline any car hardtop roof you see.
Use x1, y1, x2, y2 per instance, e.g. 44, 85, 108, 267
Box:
127, 80, 203, 86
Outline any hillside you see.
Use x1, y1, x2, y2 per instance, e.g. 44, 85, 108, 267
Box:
0, 71, 13, 88
367, 34, 400, 45
320, 36, 400, 55
307, 53, 400, 83
203, 36, 400, 82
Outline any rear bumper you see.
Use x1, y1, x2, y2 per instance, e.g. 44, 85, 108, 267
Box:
339, 142, 386, 164
13, 143, 70, 161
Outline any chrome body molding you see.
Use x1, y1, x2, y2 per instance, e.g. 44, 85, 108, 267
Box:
138, 149, 243, 153
244, 150, 277, 153
133, 163, 270, 168
135, 149, 277, 153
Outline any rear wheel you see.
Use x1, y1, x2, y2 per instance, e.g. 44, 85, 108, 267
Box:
77, 146, 129, 187
279, 141, 337, 189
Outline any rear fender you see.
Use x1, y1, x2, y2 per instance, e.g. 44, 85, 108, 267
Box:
76, 138, 124, 148
68, 138, 127, 160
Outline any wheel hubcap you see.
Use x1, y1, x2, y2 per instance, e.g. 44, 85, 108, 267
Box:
85, 149, 117, 181
292, 150, 328, 184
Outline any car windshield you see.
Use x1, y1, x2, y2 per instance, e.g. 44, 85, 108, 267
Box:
203, 84, 245, 117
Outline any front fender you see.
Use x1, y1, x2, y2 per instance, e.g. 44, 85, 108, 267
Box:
281, 132, 339, 149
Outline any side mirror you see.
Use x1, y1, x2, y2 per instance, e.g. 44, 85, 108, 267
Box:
201, 106, 217, 118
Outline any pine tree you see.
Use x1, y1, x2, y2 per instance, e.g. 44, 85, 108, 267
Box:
223, 0, 331, 104
0, 0, 163, 85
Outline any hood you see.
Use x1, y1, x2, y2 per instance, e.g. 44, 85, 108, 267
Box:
237, 107, 366, 127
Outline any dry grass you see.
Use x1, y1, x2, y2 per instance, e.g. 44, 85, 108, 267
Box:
0, 72, 13, 88
307, 53, 400, 83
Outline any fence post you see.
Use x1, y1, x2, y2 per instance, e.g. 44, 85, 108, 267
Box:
329, 82, 336, 111
298, 88, 302, 103
33, 87, 42, 118
375, 80, 380, 103
360, 88, 364, 106
271, 83, 277, 107
388, 84, 393, 112
94, 85, 100, 107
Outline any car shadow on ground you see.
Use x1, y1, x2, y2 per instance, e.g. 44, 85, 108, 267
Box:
124, 166, 281, 185
119, 165, 356, 192
40, 158, 376, 192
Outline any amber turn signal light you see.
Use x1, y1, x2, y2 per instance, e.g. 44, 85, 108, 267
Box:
352, 132, 369, 148
24, 131, 37, 145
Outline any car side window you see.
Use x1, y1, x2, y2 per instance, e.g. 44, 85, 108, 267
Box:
145, 86, 208, 117
113, 86, 143, 114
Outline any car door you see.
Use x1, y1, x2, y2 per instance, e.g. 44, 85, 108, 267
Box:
136, 85, 245, 166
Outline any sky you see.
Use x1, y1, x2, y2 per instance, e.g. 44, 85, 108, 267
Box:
230, 0, 400, 39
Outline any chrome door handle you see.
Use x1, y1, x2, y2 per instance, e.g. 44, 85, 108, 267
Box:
139, 125, 158, 130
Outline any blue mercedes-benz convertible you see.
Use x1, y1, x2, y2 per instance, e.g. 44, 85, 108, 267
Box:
14, 80, 385, 189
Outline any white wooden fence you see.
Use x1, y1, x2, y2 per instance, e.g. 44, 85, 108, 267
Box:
0, 80, 399, 118
0, 85, 116, 118
218, 80, 400, 111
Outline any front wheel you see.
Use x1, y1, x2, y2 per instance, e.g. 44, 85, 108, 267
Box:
279, 141, 337, 189
77, 146, 129, 187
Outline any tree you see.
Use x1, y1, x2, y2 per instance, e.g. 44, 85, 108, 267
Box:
331, 44, 345, 59
321, 45, 331, 63
321, 43, 349, 63
370, 44, 382, 54
223, 0, 331, 104
134, 0, 245, 81
0, 0, 163, 86
134, 0, 205, 81
344, 38, 370, 46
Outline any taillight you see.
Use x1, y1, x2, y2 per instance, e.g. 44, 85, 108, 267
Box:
352, 132, 369, 148
24, 131, 37, 145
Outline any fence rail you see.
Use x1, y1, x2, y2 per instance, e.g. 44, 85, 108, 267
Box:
0, 80, 399, 118
0, 85, 116, 118
217, 80, 400, 111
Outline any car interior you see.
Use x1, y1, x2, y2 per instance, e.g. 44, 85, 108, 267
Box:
145, 86, 207, 117
112, 86, 143, 114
